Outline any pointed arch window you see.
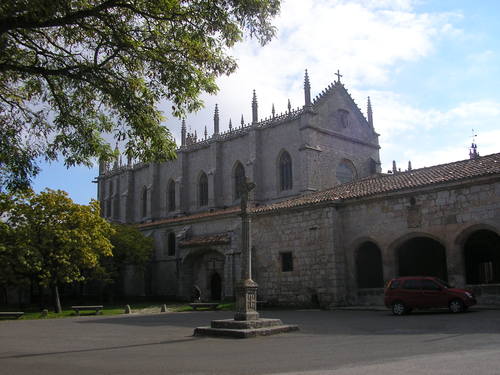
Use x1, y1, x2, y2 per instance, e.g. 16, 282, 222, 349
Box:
141, 186, 148, 217
167, 179, 176, 212
167, 232, 176, 256
279, 151, 293, 191
198, 172, 208, 207
234, 162, 246, 200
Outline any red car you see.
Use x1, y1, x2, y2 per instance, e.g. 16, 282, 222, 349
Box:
384, 276, 477, 315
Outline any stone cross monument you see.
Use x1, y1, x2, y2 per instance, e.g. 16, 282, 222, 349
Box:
234, 178, 259, 321
193, 179, 298, 337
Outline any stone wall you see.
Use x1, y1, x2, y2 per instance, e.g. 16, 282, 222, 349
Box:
252, 206, 341, 308
340, 177, 500, 305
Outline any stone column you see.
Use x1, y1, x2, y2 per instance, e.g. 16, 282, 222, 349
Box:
234, 179, 259, 321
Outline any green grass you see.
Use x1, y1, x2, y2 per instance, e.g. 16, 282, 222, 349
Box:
0, 302, 236, 320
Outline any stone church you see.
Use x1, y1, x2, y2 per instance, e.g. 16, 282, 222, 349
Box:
97, 71, 500, 307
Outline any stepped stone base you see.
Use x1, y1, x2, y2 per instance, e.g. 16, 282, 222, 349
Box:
194, 318, 299, 338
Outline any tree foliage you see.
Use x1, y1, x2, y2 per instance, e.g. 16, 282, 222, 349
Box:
105, 223, 153, 280
0, 189, 114, 311
0, 0, 281, 191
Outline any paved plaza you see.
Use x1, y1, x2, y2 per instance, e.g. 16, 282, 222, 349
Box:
1, 309, 500, 374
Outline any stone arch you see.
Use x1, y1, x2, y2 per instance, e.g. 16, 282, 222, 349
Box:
455, 223, 500, 247
277, 149, 293, 191
198, 171, 208, 207
463, 229, 500, 284
233, 161, 246, 200
180, 248, 225, 301
391, 232, 448, 280
355, 241, 384, 288
336, 159, 357, 184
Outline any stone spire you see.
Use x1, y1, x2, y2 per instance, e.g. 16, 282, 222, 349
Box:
204, 125, 208, 140
181, 119, 186, 146
229, 118, 233, 131
113, 143, 119, 169
272, 104, 275, 118
408, 161, 412, 171
367, 97, 373, 128
304, 69, 312, 109
469, 142, 479, 159
469, 130, 479, 159
214, 104, 220, 135
392, 160, 398, 174
252, 90, 258, 124
287, 99, 291, 113
241, 114, 244, 127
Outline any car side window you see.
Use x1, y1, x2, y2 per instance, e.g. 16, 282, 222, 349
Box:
402, 279, 421, 289
421, 280, 441, 291
390, 280, 401, 289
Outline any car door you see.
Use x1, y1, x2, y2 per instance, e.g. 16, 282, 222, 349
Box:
399, 279, 422, 308
420, 279, 447, 307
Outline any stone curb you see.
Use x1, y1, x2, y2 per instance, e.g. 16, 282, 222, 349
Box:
333, 305, 500, 311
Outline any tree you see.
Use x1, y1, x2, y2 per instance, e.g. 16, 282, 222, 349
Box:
0, 0, 281, 191
102, 223, 154, 295
2, 189, 114, 312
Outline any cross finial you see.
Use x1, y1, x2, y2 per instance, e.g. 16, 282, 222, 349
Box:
335, 69, 343, 83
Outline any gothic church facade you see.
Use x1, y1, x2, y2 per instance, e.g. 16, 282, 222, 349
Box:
97, 71, 500, 307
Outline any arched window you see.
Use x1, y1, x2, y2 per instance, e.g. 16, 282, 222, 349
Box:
167, 179, 176, 212
198, 172, 208, 206
167, 232, 176, 256
113, 194, 120, 220
141, 186, 148, 217
234, 162, 246, 200
336, 160, 356, 184
279, 151, 293, 191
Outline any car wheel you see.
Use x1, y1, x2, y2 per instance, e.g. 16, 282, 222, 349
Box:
392, 301, 406, 316
449, 299, 464, 313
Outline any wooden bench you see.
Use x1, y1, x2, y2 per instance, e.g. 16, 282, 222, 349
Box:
189, 303, 220, 311
0, 312, 24, 319
71, 305, 103, 315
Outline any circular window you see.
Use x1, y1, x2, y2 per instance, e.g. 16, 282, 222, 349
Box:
336, 160, 356, 184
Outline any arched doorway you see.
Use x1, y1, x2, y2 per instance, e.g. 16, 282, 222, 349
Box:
397, 237, 448, 280
356, 242, 384, 288
210, 273, 222, 301
464, 230, 500, 284
181, 249, 225, 301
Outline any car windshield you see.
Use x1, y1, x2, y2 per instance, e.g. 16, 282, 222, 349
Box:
436, 279, 453, 288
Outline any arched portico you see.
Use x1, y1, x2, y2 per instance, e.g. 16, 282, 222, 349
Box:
394, 234, 448, 280
180, 249, 225, 301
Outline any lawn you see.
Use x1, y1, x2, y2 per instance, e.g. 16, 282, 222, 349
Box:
0, 302, 235, 320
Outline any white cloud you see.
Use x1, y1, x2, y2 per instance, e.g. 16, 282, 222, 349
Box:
161, 0, 459, 143
158, 1, 499, 175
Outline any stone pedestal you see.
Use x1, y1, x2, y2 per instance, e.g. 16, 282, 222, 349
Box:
234, 279, 259, 321
194, 318, 298, 339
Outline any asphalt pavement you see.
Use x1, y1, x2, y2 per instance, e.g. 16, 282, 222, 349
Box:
1, 308, 500, 374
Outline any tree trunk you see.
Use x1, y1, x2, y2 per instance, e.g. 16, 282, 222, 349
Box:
52, 283, 62, 313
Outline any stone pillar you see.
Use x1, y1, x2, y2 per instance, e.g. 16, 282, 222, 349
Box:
234, 179, 259, 321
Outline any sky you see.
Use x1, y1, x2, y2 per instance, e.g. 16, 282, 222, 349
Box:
32, 0, 500, 204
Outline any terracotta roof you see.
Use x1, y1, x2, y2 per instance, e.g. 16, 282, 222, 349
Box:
179, 233, 230, 248
137, 206, 239, 228
253, 152, 500, 213
138, 153, 500, 226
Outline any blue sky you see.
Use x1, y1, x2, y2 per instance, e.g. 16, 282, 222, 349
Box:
32, 0, 500, 204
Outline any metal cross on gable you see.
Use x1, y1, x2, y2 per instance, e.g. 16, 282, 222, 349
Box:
335, 69, 343, 83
